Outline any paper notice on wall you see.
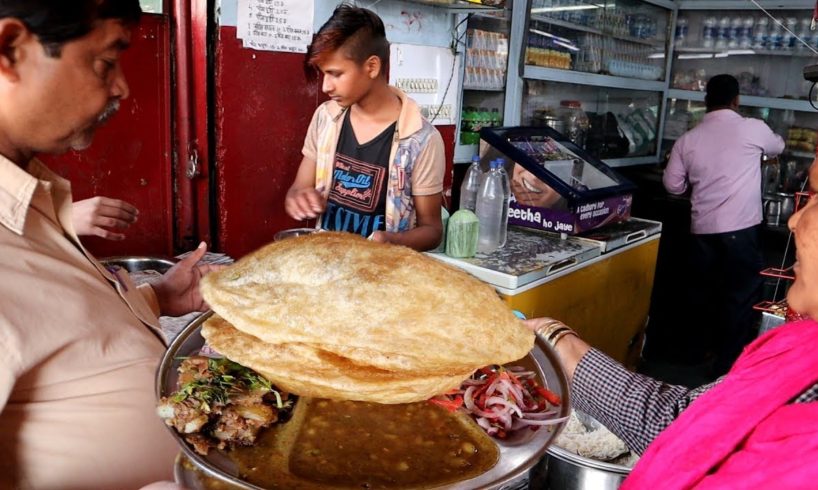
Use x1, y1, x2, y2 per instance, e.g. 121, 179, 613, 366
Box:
236, 0, 314, 53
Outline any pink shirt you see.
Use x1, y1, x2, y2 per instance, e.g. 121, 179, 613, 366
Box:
663, 109, 784, 234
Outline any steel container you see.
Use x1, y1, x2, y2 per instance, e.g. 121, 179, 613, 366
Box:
542, 445, 631, 490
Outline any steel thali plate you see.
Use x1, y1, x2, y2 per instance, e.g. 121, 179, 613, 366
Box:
157, 312, 571, 490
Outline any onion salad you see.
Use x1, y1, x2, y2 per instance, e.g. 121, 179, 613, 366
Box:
429, 366, 565, 439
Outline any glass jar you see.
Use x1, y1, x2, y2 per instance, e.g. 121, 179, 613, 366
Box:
557, 100, 590, 149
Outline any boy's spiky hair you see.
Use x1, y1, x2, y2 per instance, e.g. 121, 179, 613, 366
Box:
305, 4, 390, 79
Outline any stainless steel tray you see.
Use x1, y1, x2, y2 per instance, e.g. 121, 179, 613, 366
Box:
573, 217, 662, 253
157, 312, 571, 490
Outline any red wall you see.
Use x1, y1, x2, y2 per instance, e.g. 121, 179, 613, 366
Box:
42, 15, 174, 258
213, 27, 455, 259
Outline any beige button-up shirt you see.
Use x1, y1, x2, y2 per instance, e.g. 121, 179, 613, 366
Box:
0, 155, 178, 488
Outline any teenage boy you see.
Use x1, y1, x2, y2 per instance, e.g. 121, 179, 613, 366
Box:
285, 4, 445, 251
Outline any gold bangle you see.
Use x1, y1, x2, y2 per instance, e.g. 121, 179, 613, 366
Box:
534, 319, 567, 340
550, 329, 578, 348
546, 326, 571, 343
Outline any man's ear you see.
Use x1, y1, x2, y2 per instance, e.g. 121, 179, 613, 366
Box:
364, 55, 382, 80
0, 19, 31, 83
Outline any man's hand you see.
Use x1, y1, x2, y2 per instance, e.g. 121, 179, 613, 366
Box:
150, 242, 224, 317
72, 196, 138, 240
284, 186, 326, 221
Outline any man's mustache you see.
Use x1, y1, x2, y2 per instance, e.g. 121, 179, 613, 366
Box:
96, 100, 120, 124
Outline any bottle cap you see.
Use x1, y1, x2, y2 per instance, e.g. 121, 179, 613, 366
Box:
472, 155, 480, 163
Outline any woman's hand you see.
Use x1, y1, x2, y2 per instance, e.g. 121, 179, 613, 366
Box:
523, 317, 591, 381
72, 196, 138, 240
150, 242, 225, 317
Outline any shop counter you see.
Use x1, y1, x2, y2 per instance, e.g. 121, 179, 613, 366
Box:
430, 222, 660, 368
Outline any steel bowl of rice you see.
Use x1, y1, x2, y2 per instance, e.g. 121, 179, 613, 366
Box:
542, 410, 636, 489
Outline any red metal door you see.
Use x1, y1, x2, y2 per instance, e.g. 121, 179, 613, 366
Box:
42, 12, 175, 258
211, 26, 323, 259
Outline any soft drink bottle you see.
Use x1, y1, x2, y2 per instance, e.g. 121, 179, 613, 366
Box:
459, 155, 483, 213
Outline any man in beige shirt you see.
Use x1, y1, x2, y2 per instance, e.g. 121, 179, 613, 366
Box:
0, 2, 214, 488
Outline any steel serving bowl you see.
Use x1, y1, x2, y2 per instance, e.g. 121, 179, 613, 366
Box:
100, 256, 177, 274
541, 410, 632, 490
542, 446, 631, 490
273, 228, 320, 242
157, 312, 571, 490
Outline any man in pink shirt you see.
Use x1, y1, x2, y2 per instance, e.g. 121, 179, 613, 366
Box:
664, 74, 784, 376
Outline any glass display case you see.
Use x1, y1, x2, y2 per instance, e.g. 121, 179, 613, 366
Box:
457, 9, 514, 162
507, 0, 673, 166
479, 125, 636, 234
523, 80, 662, 161
671, 8, 815, 99
526, 0, 672, 81
662, 2, 818, 169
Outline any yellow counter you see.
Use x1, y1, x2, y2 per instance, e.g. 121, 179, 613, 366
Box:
432, 234, 660, 368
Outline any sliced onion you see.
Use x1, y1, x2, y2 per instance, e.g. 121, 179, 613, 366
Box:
485, 396, 523, 418
515, 416, 568, 426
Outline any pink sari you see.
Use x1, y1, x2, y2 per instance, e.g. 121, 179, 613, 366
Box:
622, 319, 818, 489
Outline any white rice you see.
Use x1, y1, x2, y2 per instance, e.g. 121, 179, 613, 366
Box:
555, 411, 640, 468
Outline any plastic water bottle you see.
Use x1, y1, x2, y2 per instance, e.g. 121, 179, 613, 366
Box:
475, 160, 510, 254
740, 16, 754, 48
675, 17, 688, 47
459, 156, 482, 213
728, 16, 742, 49
781, 17, 798, 49
769, 19, 784, 50
715, 16, 730, 49
798, 18, 813, 51
702, 16, 717, 49
495, 159, 511, 248
752, 16, 768, 49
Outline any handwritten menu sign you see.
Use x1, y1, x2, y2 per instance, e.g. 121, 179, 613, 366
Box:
237, 0, 314, 53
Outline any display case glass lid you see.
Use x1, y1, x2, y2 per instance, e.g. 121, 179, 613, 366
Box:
479, 125, 636, 203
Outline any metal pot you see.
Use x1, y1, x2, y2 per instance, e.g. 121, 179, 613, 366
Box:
533, 110, 567, 134
764, 196, 782, 226
542, 445, 631, 490
776, 192, 795, 223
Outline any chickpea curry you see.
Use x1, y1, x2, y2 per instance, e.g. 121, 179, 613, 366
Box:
223, 398, 499, 489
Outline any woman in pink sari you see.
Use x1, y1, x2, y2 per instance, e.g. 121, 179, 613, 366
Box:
526, 162, 818, 488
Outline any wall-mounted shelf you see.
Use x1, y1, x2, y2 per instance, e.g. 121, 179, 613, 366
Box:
674, 47, 818, 58
667, 89, 814, 112
524, 66, 666, 91
531, 15, 668, 48
463, 85, 506, 91
678, 0, 812, 10
401, 0, 505, 13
